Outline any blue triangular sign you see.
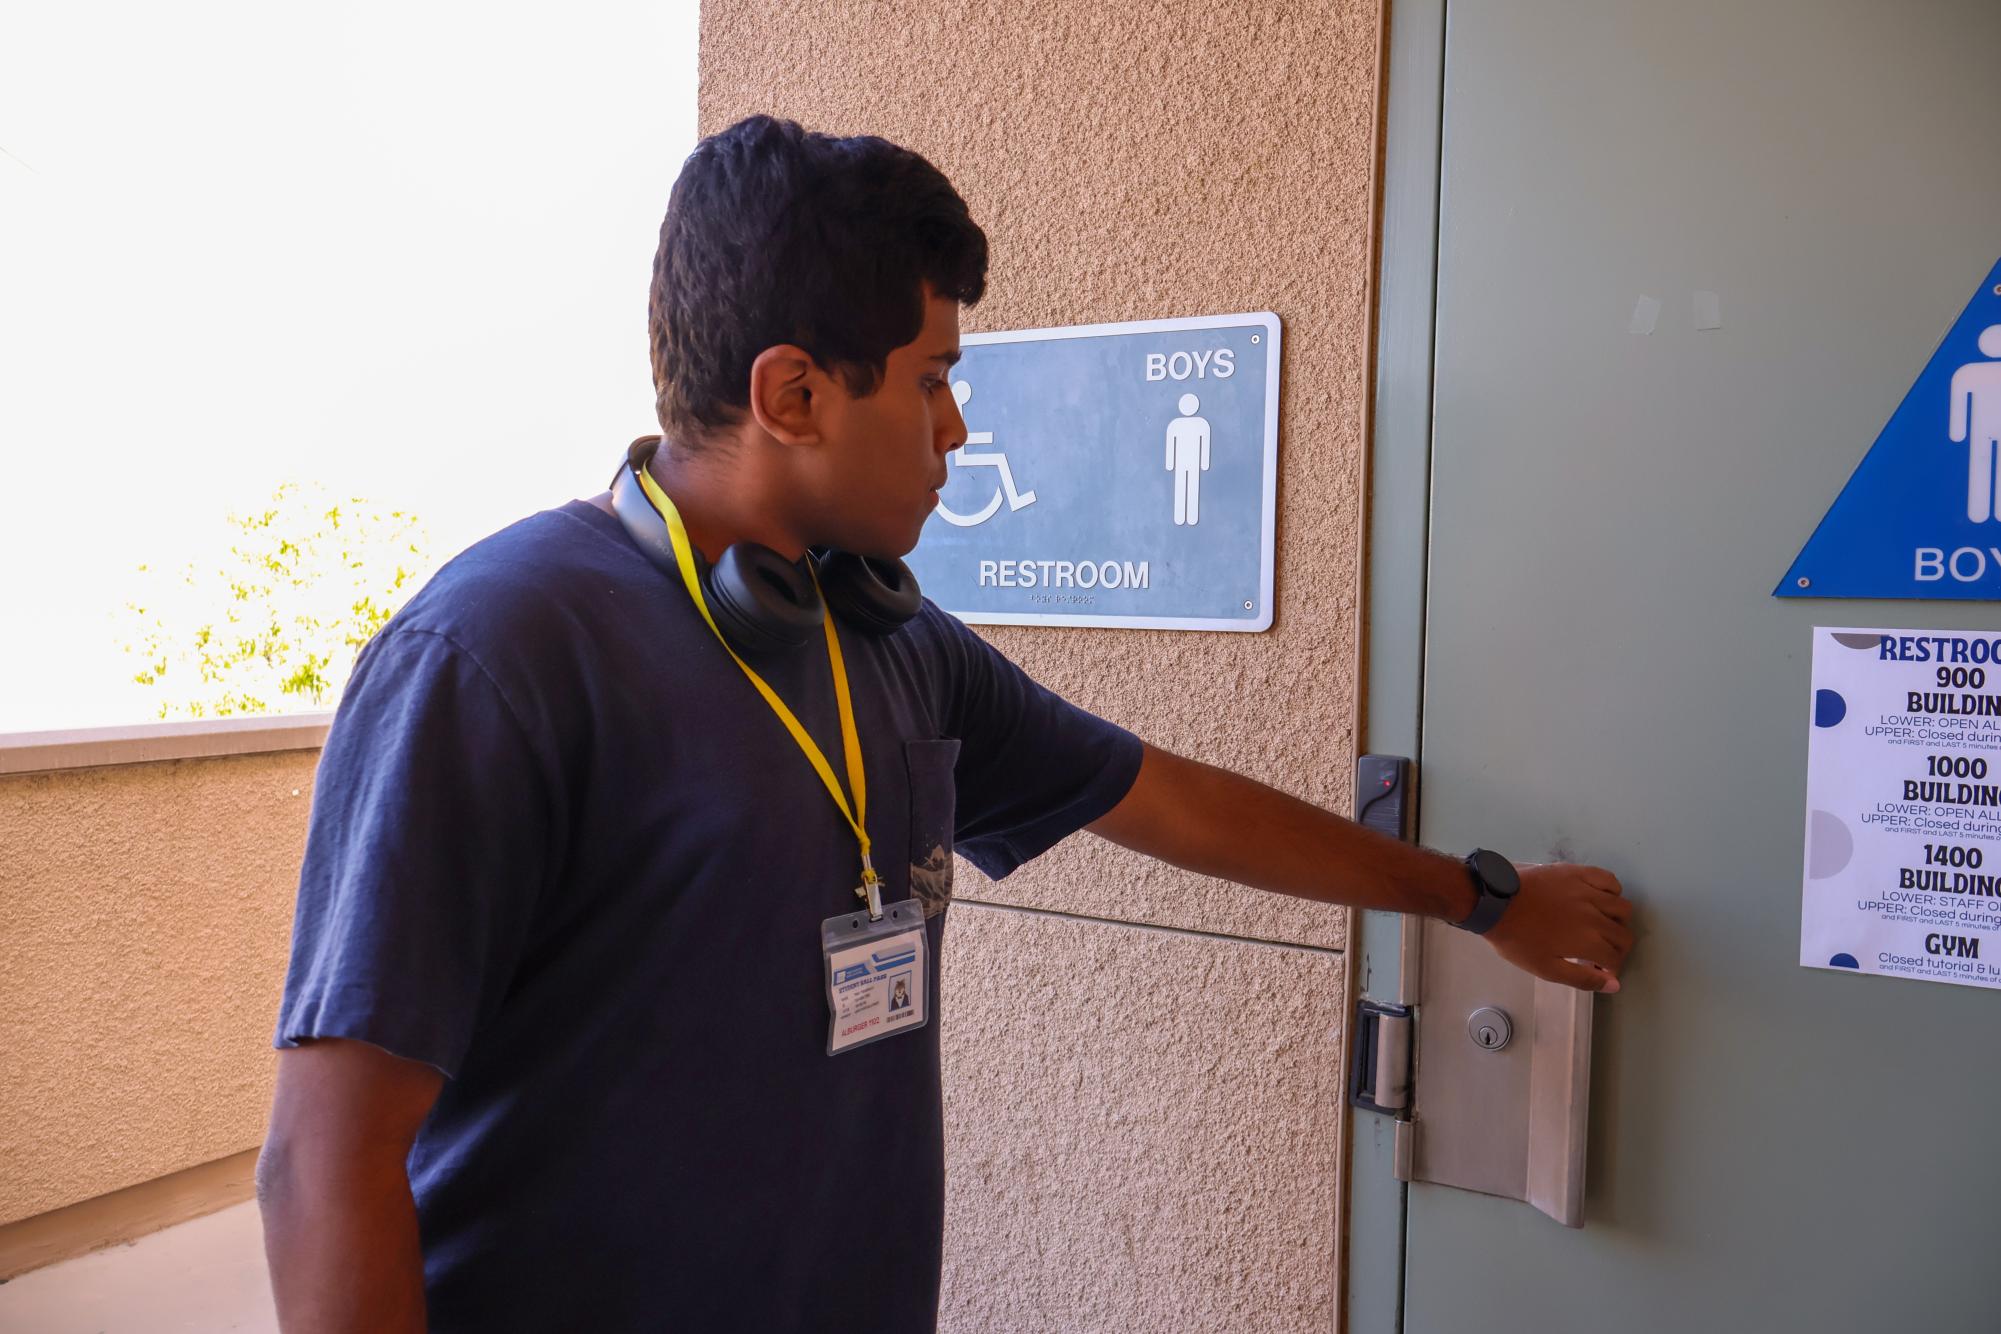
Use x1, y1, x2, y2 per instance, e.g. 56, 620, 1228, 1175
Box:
1778, 257, 2001, 599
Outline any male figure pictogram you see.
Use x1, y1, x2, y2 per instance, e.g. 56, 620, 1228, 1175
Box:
1165, 392, 1210, 526
1950, 324, 2001, 522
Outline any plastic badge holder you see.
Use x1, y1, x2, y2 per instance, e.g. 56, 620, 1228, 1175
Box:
821, 898, 929, 1055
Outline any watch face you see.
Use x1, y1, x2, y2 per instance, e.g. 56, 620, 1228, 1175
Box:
1471, 848, 1521, 898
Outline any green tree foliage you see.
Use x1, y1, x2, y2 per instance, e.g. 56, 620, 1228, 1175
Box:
122, 482, 431, 719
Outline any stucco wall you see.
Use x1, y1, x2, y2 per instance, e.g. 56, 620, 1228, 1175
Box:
0, 752, 314, 1225
941, 907, 1347, 1331
698, 0, 1375, 946
700, 1, 1381, 1327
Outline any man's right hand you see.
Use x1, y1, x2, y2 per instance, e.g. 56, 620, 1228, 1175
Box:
257, 1037, 443, 1333
1483, 862, 1635, 992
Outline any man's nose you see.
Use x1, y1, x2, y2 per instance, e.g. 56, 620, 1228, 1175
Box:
939, 398, 967, 452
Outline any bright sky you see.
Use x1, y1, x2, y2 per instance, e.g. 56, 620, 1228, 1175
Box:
0, 1, 700, 734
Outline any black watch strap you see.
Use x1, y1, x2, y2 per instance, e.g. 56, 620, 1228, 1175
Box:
1452, 848, 1521, 935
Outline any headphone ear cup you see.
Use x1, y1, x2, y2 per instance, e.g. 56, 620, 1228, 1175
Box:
815, 551, 924, 636
707, 544, 826, 653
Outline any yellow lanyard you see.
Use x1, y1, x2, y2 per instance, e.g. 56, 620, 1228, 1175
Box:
635, 466, 885, 919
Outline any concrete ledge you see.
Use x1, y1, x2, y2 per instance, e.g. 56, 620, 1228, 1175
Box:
0, 752, 307, 1222
0, 1149, 260, 1281
0, 715, 332, 778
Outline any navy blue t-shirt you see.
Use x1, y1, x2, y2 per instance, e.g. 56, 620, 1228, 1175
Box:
273, 498, 1142, 1332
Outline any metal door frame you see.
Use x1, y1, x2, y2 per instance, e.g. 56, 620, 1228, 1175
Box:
1346, 0, 1446, 1329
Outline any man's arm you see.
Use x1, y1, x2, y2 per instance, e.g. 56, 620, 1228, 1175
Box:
1087, 743, 1633, 991
257, 1038, 444, 1333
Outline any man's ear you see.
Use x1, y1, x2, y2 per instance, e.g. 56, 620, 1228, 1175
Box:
747, 344, 829, 447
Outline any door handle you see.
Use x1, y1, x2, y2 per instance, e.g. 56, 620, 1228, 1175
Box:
1397, 915, 1594, 1228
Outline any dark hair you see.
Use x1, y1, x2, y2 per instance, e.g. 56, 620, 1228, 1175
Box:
647, 115, 989, 446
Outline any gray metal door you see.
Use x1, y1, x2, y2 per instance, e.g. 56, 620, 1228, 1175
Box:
1407, 2, 2001, 1330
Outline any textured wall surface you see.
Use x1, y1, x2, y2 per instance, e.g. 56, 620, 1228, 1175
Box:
0, 753, 313, 1224
940, 906, 1347, 1333
700, 3, 1381, 1326
699, 0, 1380, 950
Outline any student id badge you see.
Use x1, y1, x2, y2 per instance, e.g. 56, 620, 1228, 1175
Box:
822, 899, 928, 1055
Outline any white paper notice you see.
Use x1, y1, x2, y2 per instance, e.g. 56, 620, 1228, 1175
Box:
1804, 627, 2001, 991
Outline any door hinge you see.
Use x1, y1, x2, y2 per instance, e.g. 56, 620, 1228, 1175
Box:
1350, 999, 1413, 1117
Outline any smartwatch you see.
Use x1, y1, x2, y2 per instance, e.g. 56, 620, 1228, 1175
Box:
1452, 848, 1521, 935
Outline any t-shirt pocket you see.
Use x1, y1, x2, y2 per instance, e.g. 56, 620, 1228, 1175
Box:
904, 738, 961, 919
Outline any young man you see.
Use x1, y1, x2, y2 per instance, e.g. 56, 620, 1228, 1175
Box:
257, 115, 1632, 1333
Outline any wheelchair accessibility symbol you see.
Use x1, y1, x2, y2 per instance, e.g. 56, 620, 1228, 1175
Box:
935, 379, 1037, 528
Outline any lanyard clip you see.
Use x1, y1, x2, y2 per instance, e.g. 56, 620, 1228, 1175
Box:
857, 854, 884, 922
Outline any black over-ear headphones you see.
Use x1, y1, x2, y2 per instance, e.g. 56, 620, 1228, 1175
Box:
609, 436, 924, 655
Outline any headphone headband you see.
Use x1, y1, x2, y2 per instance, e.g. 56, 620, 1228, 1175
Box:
627, 433, 662, 471
608, 445, 923, 651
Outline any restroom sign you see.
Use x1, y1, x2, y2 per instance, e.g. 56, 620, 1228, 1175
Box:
1778, 257, 2001, 600
908, 312, 1280, 630
1802, 626, 2001, 992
